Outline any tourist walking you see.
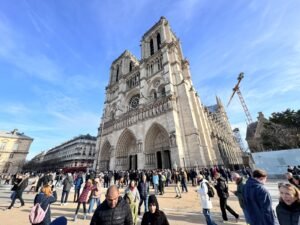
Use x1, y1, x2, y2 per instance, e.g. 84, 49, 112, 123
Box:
90, 185, 133, 225
73, 173, 83, 202
138, 174, 150, 215
88, 178, 102, 214
231, 172, 250, 224
152, 172, 159, 195
8, 174, 29, 209
73, 179, 95, 221
243, 169, 277, 225
197, 175, 217, 225
276, 183, 300, 225
173, 170, 182, 198
141, 194, 170, 225
214, 173, 239, 223
61, 173, 73, 205
124, 180, 140, 225
32, 184, 57, 225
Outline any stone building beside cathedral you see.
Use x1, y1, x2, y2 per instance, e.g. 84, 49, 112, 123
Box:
95, 17, 242, 171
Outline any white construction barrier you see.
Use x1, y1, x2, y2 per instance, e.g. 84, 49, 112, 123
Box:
252, 149, 300, 177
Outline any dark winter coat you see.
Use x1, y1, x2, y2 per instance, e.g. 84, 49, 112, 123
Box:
214, 177, 229, 199
141, 195, 169, 225
62, 176, 73, 191
138, 181, 150, 199
276, 200, 300, 225
90, 196, 133, 225
234, 177, 246, 208
33, 191, 57, 225
243, 177, 277, 225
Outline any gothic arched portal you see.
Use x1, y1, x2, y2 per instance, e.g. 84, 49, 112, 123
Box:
144, 123, 171, 169
115, 129, 137, 170
99, 141, 111, 171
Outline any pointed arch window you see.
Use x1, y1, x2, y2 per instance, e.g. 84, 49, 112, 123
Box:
129, 61, 133, 72
116, 66, 119, 82
157, 33, 161, 50
150, 39, 154, 55
161, 87, 166, 97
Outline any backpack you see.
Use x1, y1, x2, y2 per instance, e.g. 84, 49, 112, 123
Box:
202, 182, 215, 198
29, 200, 49, 224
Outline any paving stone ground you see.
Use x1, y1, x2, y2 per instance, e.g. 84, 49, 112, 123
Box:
0, 180, 281, 225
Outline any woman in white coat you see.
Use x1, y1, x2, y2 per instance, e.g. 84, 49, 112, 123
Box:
197, 175, 218, 225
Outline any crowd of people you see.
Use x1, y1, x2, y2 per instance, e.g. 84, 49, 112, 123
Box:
1, 164, 299, 225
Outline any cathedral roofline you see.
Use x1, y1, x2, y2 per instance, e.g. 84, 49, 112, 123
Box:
141, 16, 167, 40
111, 50, 139, 66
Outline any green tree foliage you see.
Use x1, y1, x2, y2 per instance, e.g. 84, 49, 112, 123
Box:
261, 108, 300, 150
269, 108, 300, 128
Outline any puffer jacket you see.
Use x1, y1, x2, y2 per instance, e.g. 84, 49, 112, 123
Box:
276, 200, 300, 225
90, 197, 133, 225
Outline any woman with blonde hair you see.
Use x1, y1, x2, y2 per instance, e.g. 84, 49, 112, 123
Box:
33, 184, 57, 225
276, 183, 300, 225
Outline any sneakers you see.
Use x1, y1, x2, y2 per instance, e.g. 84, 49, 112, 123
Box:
175, 195, 179, 198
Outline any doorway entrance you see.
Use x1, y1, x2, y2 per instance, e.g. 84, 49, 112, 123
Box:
156, 151, 162, 169
129, 155, 137, 170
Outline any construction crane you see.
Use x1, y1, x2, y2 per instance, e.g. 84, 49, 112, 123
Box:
227, 72, 253, 125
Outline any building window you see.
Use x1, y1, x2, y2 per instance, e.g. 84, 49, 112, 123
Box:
153, 91, 157, 99
9, 153, 14, 158
157, 33, 161, 50
0, 142, 6, 150
150, 39, 154, 55
129, 94, 140, 109
161, 87, 166, 97
116, 66, 119, 82
129, 61, 133, 72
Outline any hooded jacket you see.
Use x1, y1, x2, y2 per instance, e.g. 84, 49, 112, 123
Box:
141, 195, 169, 225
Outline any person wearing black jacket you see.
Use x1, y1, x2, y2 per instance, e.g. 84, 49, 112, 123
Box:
141, 195, 169, 225
214, 173, 239, 223
138, 174, 150, 215
8, 174, 29, 209
276, 183, 300, 225
90, 185, 133, 225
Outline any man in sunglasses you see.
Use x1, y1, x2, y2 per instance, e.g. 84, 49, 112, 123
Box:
90, 185, 133, 225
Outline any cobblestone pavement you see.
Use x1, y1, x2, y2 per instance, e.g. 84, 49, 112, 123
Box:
0, 180, 282, 225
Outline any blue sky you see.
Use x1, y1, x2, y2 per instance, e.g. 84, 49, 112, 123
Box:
0, 0, 299, 159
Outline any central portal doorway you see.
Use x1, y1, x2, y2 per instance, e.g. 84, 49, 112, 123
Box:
156, 151, 162, 169
129, 155, 137, 170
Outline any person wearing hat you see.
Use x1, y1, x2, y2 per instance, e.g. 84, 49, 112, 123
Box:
196, 175, 217, 225
141, 194, 169, 225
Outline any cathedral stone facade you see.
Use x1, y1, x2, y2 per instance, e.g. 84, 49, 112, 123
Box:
95, 17, 242, 171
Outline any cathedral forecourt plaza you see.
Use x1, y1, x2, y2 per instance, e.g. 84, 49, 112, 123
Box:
94, 17, 242, 172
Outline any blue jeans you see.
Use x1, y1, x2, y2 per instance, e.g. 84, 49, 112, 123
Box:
203, 209, 217, 225
88, 198, 101, 213
138, 196, 148, 213
154, 184, 158, 195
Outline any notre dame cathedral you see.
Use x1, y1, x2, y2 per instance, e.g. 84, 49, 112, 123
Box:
94, 17, 242, 171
